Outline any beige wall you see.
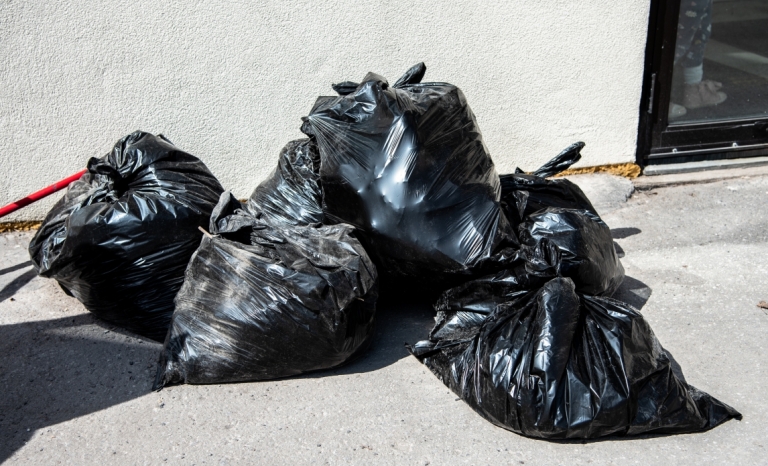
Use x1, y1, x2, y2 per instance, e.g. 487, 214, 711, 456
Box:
0, 1, 650, 220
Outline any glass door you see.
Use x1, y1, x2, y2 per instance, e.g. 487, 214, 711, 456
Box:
638, 0, 768, 164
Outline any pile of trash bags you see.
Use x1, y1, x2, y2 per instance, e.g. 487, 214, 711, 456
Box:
30, 63, 740, 439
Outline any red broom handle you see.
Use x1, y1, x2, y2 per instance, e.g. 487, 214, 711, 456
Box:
0, 169, 87, 219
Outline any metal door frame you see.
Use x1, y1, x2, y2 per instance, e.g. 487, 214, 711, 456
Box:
636, 0, 768, 166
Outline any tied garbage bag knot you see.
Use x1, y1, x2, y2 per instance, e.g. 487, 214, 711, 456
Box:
500, 143, 598, 227
493, 145, 624, 297
519, 207, 624, 296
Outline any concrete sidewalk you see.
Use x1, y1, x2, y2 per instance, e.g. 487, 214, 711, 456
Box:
1, 173, 766, 465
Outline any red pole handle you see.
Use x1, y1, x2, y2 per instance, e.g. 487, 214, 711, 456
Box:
0, 169, 87, 219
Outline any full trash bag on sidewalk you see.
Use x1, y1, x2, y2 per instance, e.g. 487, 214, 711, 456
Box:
28, 131, 224, 341
304, 62, 513, 280
153, 192, 378, 388
409, 264, 741, 439
248, 138, 324, 226
496, 143, 623, 296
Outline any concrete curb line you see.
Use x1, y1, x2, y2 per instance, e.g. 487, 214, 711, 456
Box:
634, 164, 768, 191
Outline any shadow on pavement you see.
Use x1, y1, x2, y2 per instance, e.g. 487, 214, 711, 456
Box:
610, 227, 642, 239
612, 275, 652, 311
610, 275, 687, 382
0, 269, 37, 303
0, 261, 33, 277
304, 294, 436, 378
0, 314, 161, 462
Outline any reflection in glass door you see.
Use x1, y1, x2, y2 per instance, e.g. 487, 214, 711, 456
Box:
669, 0, 768, 124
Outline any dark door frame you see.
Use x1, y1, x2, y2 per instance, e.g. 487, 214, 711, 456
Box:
636, 0, 768, 166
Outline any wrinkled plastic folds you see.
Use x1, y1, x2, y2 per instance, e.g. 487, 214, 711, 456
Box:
29, 64, 737, 441
500, 143, 598, 227
248, 138, 323, 226
29, 131, 224, 340
519, 207, 624, 296
493, 146, 623, 296
410, 269, 741, 439
153, 192, 378, 388
410, 142, 737, 438
305, 63, 511, 279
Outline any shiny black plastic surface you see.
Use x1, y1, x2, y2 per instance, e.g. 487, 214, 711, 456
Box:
28, 131, 224, 341
411, 272, 741, 439
248, 138, 323, 226
519, 207, 624, 296
530, 142, 585, 178
493, 145, 623, 296
305, 63, 507, 280
153, 192, 378, 388
500, 143, 599, 226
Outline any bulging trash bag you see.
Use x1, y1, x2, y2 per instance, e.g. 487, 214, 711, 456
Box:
500, 142, 598, 226
153, 192, 378, 388
496, 144, 622, 296
410, 275, 741, 439
519, 207, 624, 296
248, 138, 323, 226
29, 131, 224, 341
304, 62, 511, 280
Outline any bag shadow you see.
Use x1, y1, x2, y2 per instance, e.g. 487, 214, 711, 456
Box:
0, 314, 161, 462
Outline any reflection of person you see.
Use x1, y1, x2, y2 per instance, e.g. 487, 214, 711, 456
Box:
670, 0, 727, 119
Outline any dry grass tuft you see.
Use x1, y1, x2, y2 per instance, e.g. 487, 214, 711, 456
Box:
0, 221, 42, 233
554, 163, 642, 179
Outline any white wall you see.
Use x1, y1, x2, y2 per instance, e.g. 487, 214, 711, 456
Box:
0, 1, 650, 221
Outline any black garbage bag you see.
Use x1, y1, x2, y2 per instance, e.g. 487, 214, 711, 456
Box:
410, 273, 741, 439
500, 142, 598, 226
495, 144, 622, 296
430, 238, 562, 319
153, 192, 378, 388
519, 207, 624, 296
248, 138, 323, 226
29, 131, 224, 341
304, 62, 512, 280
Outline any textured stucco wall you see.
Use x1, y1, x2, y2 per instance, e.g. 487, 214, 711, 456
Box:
0, 1, 650, 221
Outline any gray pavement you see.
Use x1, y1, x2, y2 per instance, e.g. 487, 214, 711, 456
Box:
563, 173, 634, 215
1, 173, 767, 465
